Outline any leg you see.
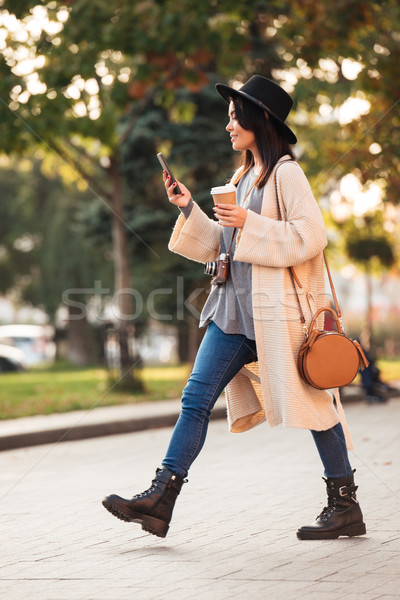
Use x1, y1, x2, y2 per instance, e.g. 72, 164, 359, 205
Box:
297, 422, 366, 540
311, 422, 353, 478
162, 321, 257, 478
102, 322, 256, 536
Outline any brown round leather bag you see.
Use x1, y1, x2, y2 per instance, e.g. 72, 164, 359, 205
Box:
298, 307, 368, 390
273, 160, 368, 391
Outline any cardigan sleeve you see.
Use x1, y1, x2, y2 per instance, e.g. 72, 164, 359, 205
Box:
168, 200, 222, 264
233, 161, 327, 268
179, 197, 194, 220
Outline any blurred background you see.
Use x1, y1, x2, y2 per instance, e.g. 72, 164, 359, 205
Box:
0, 0, 399, 417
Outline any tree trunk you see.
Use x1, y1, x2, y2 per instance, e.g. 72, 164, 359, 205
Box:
66, 304, 94, 366
361, 268, 373, 353
176, 318, 204, 365
187, 317, 205, 364
109, 157, 133, 324
108, 157, 143, 390
177, 321, 189, 363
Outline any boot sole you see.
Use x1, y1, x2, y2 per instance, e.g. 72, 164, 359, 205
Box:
102, 499, 169, 538
297, 522, 367, 540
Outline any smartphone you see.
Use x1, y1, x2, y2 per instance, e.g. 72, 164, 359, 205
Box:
157, 152, 182, 195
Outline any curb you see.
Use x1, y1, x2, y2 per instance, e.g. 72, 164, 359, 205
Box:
0, 384, 397, 452
0, 399, 227, 452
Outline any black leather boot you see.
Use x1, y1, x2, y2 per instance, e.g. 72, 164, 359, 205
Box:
102, 467, 185, 538
297, 472, 366, 540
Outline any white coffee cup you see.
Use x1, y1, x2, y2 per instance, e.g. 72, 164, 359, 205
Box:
210, 183, 236, 205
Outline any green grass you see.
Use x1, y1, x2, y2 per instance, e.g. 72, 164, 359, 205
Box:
0, 357, 398, 421
377, 358, 400, 383
0, 362, 191, 420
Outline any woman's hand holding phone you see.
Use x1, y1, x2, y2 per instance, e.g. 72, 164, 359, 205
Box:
163, 171, 191, 208
157, 152, 191, 208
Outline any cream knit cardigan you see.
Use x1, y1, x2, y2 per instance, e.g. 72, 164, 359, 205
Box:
168, 156, 353, 449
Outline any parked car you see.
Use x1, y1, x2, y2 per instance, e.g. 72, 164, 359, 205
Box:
0, 324, 55, 368
0, 343, 26, 373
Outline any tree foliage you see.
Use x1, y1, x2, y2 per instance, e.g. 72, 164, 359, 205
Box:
0, 0, 399, 360
345, 213, 396, 271
0, 159, 110, 309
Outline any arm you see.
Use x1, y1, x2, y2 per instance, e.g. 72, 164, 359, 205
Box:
168, 200, 222, 264
163, 172, 221, 263
234, 162, 327, 267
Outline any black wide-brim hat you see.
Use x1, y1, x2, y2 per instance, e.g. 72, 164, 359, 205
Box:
216, 75, 297, 144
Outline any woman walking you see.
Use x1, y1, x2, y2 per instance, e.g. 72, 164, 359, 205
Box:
102, 75, 366, 541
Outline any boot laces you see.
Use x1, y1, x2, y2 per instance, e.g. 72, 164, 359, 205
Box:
317, 480, 358, 521
131, 478, 159, 500
317, 496, 336, 522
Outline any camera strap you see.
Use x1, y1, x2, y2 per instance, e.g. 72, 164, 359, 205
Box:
225, 229, 236, 258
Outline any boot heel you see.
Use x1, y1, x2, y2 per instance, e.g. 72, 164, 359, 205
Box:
141, 515, 169, 538
342, 521, 366, 537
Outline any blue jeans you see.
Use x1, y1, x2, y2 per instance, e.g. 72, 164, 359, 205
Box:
311, 424, 353, 478
162, 322, 352, 479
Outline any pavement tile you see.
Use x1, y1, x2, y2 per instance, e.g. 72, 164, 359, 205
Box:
1, 399, 400, 599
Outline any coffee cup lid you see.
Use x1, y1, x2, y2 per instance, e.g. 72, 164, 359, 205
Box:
210, 183, 236, 195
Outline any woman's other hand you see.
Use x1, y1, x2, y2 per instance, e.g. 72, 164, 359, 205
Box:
163, 172, 191, 207
213, 204, 248, 229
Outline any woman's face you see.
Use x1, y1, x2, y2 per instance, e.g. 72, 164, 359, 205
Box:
226, 101, 257, 154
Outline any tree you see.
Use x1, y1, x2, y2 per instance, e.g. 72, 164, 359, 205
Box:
1, 0, 399, 368
245, 0, 400, 348
0, 158, 112, 364
291, 2, 399, 207
345, 213, 396, 352
121, 81, 235, 361
0, 0, 265, 376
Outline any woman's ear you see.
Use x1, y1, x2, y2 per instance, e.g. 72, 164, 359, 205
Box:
264, 111, 269, 120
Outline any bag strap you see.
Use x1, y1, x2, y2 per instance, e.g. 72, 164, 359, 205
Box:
274, 161, 343, 333
322, 251, 342, 320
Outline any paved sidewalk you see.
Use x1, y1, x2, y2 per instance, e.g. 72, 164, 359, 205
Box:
0, 399, 399, 600
0, 383, 383, 452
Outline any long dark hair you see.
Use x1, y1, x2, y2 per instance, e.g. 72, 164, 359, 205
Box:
230, 96, 296, 189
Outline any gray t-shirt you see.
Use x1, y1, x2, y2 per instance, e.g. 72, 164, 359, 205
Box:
179, 170, 263, 340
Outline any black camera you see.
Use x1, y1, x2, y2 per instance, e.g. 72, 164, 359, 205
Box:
204, 253, 230, 285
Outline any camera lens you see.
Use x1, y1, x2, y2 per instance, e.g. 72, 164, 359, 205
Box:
204, 261, 217, 277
